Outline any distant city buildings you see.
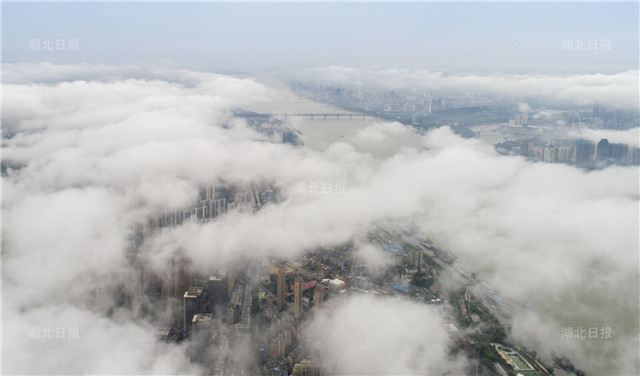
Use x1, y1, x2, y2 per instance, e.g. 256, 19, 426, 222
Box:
592, 104, 637, 130
292, 81, 505, 116
497, 138, 639, 168
147, 183, 271, 232
508, 113, 528, 126
291, 81, 639, 155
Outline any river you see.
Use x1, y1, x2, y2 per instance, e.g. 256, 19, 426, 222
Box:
243, 96, 424, 152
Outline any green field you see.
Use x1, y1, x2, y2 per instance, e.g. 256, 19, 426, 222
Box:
508, 353, 531, 370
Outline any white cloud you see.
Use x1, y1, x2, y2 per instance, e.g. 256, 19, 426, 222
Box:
2, 63, 638, 375
303, 294, 466, 375
518, 102, 532, 113
2, 302, 200, 375
352, 243, 395, 276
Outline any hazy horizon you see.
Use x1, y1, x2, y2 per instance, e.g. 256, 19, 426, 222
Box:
3, 2, 639, 75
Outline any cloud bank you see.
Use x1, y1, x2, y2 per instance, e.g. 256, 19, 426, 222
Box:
303, 294, 466, 375
2, 63, 638, 375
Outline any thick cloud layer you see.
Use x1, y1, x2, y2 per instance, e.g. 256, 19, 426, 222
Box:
352, 242, 395, 276
2, 64, 283, 374
301, 66, 640, 109
303, 294, 466, 375
2, 63, 638, 374
3, 302, 199, 375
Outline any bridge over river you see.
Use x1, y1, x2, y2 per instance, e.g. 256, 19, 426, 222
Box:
275, 113, 380, 120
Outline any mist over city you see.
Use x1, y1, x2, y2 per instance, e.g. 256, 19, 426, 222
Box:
2, 2, 639, 376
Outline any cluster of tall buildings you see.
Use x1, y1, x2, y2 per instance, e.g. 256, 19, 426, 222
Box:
134, 184, 250, 246
508, 113, 528, 126
130, 182, 278, 307
138, 182, 279, 240
158, 184, 256, 228
180, 269, 234, 335
129, 182, 279, 338
498, 138, 640, 167
267, 317, 296, 359
256, 266, 329, 374
156, 266, 233, 342
276, 268, 324, 320
592, 104, 638, 130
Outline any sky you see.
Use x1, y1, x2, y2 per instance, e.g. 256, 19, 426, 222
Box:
3, 2, 639, 74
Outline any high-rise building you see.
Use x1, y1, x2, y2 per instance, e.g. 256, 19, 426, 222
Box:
140, 216, 160, 242
314, 284, 324, 309
515, 113, 528, 126
213, 198, 227, 217
277, 267, 286, 311
557, 146, 573, 163
294, 276, 303, 320
188, 314, 213, 363
575, 140, 595, 165
293, 359, 324, 376
227, 269, 235, 300
227, 184, 237, 203
334, 88, 343, 103
543, 145, 556, 163
163, 255, 194, 307
631, 148, 640, 165
597, 139, 612, 161
183, 286, 204, 333
411, 248, 423, 271
593, 103, 601, 118
611, 143, 629, 163
208, 271, 228, 313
